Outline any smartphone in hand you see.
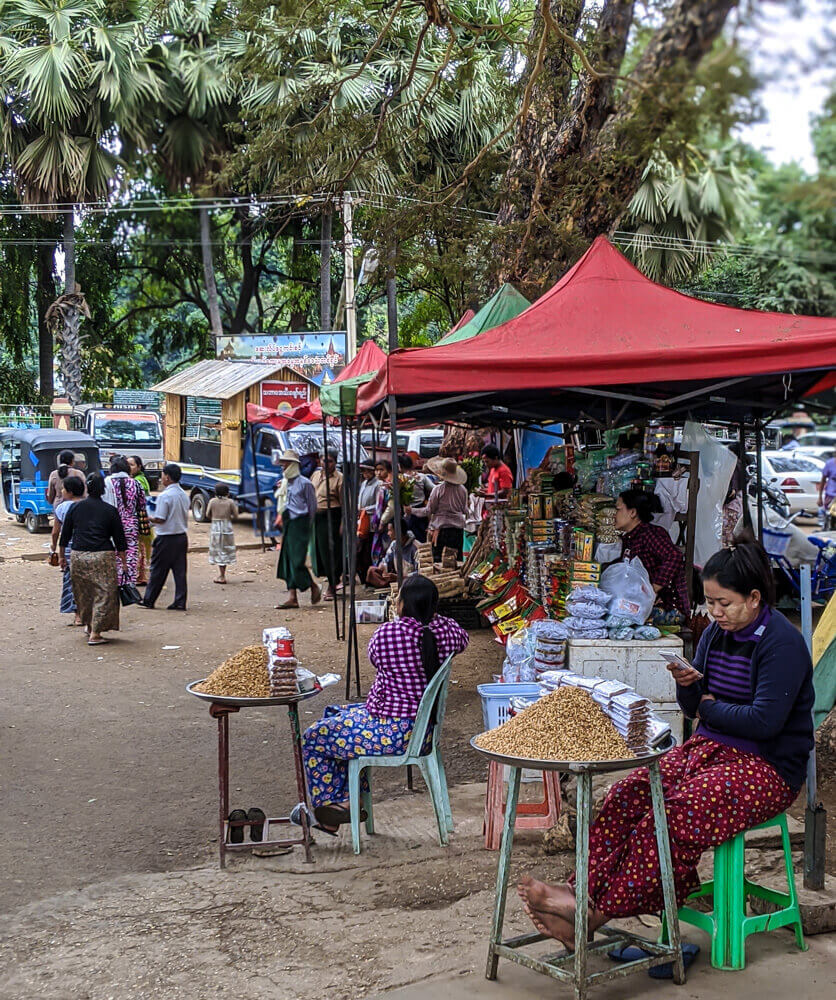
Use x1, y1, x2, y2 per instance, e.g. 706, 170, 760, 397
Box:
660, 650, 703, 679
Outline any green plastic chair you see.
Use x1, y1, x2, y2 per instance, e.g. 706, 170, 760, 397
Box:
662, 812, 806, 970
347, 654, 455, 855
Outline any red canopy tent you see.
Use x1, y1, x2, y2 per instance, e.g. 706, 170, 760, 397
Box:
247, 339, 387, 429
355, 237, 836, 425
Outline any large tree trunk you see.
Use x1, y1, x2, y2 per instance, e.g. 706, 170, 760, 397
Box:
199, 206, 223, 350
320, 207, 332, 330
60, 210, 82, 406
36, 243, 56, 401
497, 0, 739, 293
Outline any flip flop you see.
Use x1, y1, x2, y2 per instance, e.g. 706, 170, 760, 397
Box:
314, 804, 367, 828
275, 601, 299, 609
607, 942, 700, 979
247, 807, 266, 842
290, 802, 338, 837
228, 809, 247, 844
87, 638, 109, 646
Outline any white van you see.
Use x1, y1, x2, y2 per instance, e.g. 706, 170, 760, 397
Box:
361, 428, 444, 466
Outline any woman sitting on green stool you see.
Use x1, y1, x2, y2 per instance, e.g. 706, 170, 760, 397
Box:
519, 538, 814, 951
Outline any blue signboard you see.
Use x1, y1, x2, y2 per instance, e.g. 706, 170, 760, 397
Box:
216, 332, 347, 385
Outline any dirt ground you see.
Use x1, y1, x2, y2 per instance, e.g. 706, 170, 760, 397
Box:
1, 514, 834, 999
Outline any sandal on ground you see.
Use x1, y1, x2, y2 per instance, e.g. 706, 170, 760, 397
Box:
87, 637, 109, 646
314, 804, 367, 828
275, 601, 299, 609
608, 942, 700, 979
247, 807, 266, 842
67, 619, 84, 627
290, 802, 337, 837
214, 578, 227, 584
227, 809, 247, 844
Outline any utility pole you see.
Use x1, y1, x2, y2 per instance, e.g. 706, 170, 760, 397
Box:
342, 194, 357, 361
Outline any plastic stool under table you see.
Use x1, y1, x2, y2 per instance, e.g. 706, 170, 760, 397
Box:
483, 760, 561, 850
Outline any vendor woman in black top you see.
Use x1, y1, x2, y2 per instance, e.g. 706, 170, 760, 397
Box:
59, 474, 128, 645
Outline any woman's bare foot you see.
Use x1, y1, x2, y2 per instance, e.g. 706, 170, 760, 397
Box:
518, 875, 576, 922
518, 892, 575, 950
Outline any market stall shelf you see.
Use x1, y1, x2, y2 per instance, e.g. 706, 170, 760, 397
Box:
471, 738, 685, 1000
187, 682, 320, 868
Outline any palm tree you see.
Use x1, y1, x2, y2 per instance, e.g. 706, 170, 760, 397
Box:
611, 146, 754, 285
0, 0, 159, 403
148, 0, 244, 347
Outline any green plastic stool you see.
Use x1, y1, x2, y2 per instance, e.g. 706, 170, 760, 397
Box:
663, 812, 806, 970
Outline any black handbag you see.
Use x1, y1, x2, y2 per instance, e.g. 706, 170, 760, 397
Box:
119, 583, 143, 606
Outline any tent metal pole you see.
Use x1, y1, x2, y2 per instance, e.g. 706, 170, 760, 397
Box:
351, 417, 362, 697
739, 422, 753, 532
322, 419, 341, 641
249, 422, 266, 553
800, 564, 826, 890
755, 420, 764, 540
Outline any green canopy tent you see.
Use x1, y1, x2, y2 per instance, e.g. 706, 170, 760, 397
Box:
434, 283, 531, 347
320, 283, 531, 417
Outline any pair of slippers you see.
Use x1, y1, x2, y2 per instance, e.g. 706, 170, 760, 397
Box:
227, 807, 266, 844
608, 942, 700, 979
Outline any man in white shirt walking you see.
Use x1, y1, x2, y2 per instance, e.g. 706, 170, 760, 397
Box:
139, 463, 191, 610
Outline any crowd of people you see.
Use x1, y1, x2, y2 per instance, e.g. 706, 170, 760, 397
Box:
50, 453, 198, 643
48, 437, 692, 643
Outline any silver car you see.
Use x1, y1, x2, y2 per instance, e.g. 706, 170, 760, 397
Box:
756, 451, 825, 515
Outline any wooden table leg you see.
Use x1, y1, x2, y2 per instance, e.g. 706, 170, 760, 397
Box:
287, 702, 314, 864
486, 765, 521, 981
649, 760, 685, 985
573, 771, 592, 1000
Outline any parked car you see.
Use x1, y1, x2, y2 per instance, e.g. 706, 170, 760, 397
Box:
360, 428, 444, 467
784, 430, 836, 462
748, 451, 825, 516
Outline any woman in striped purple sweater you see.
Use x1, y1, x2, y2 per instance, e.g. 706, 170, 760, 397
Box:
518, 539, 814, 951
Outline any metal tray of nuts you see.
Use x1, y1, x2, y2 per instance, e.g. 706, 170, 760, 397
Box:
186, 681, 321, 708
470, 735, 676, 774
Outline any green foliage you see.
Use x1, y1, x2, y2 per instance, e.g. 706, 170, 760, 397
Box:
0, 360, 43, 404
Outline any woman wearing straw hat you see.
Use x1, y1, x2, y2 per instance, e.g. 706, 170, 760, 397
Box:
423, 457, 468, 561
275, 449, 321, 609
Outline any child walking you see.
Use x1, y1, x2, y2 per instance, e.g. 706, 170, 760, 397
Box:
207, 483, 238, 583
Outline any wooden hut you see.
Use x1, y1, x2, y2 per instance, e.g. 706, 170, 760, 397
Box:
152, 360, 318, 470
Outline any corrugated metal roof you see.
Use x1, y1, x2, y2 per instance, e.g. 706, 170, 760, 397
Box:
152, 360, 296, 400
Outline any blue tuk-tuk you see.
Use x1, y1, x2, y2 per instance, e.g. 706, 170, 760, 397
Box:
0, 428, 101, 532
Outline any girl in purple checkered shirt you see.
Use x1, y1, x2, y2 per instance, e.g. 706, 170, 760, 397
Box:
298, 575, 469, 834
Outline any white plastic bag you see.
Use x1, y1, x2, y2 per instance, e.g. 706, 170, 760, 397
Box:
599, 557, 655, 625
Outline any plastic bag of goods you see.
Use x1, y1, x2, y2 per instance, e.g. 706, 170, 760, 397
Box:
502, 626, 536, 682
599, 557, 655, 625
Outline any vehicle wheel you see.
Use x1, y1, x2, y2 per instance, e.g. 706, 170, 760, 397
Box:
191, 491, 210, 523
25, 510, 39, 533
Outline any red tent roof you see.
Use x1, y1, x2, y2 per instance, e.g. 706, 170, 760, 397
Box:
356, 236, 836, 420
247, 339, 387, 429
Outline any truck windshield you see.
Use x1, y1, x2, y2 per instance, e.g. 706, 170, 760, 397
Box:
93, 415, 161, 445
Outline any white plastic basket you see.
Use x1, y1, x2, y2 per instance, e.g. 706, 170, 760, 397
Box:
477, 682, 542, 730
762, 527, 792, 557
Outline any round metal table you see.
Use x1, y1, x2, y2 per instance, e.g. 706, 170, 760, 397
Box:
187, 682, 320, 868
471, 737, 685, 1000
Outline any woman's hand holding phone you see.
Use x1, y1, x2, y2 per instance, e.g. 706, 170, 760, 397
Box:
663, 654, 703, 687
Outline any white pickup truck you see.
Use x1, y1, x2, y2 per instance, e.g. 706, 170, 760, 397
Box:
74, 406, 165, 488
